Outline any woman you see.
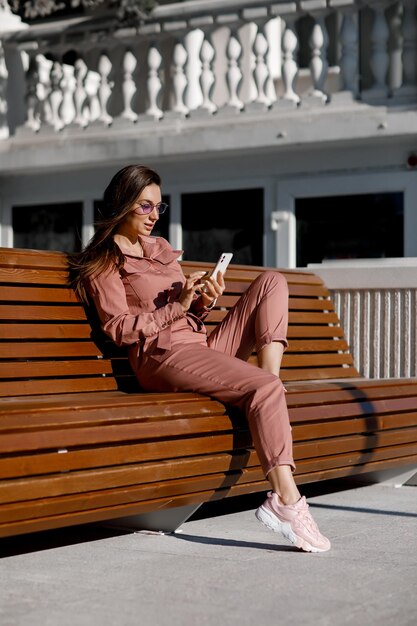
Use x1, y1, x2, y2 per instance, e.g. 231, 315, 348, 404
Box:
70, 164, 330, 553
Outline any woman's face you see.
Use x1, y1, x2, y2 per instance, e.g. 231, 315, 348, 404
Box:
117, 183, 161, 240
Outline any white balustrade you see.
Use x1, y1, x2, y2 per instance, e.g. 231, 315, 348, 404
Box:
84, 70, 101, 123
73, 58, 88, 127
61, 63, 76, 126
281, 19, 300, 104
0, 41, 8, 139
171, 39, 189, 116
252, 23, 271, 106
1, 0, 415, 135
97, 54, 113, 125
226, 30, 244, 110
121, 50, 138, 122
146, 44, 163, 119
308, 16, 329, 102
48, 61, 64, 131
339, 10, 359, 95
24, 54, 40, 131
400, 1, 417, 93
37, 55, 53, 127
367, 3, 390, 96
199, 32, 217, 114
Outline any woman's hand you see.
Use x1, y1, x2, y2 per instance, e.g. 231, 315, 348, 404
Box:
179, 271, 207, 312
200, 271, 225, 308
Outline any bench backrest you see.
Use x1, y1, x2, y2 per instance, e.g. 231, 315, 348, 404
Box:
0, 247, 359, 397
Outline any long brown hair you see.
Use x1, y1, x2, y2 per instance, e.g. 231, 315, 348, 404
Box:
69, 164, 161, 302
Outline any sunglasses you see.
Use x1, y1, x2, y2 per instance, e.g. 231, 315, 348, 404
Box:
133, 201, 168, 215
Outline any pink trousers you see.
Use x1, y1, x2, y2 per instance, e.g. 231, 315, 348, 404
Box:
131, 271, 295, 476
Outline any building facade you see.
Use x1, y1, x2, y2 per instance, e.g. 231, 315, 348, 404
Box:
1, 0, 417, 267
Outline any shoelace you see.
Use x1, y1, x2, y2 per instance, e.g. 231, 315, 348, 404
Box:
295, 503, 320, 534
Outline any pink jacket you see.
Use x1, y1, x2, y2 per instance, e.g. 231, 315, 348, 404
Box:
85, 236, 210, 355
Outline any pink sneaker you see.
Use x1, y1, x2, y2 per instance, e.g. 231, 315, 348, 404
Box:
255, 491, 331, 553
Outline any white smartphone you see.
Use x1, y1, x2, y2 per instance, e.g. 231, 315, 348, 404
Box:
202, 252, 233, 292
209, 252, 233, 279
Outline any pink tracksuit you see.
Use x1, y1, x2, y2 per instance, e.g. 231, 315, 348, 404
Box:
86, 235, 295, 476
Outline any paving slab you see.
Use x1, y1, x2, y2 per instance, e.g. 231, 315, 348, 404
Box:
0, 483, 416, 626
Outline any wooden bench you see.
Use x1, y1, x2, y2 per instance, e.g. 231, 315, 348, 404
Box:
1, 247, 417, 538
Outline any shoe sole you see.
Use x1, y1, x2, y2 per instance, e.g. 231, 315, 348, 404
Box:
255, 504, 328, 553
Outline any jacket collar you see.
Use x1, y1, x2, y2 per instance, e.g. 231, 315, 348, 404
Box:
114, 235, 183, 264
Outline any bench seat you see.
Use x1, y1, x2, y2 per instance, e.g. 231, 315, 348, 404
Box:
0, 248, 416, 538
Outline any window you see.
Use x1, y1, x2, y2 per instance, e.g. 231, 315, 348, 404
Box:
12, 203, 83, 252
181, 189, 263, 264
295, 192, 403, 267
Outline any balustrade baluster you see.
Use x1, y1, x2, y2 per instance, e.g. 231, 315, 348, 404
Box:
252, 22, 272, 107
225, 29, 244, 111
121, 50, 138, 122
0, 42, 8, 138
48, 60, 64, 131
37, 56, 53, 128
146, 44, 163, 119
73, 58, 88, 127
339, 10, 359, 97
308, 15, 329, 103
365, 3, 390, 98
388, 2, 403, 93
24, 54, 40, 132
280, 19, 300, 104
172, 40, 189, 116
398, 1, 417, 97
61, 62, 76, 126
97, 53, 113, 125
200, 31, 217, 114
84, 68, 101, 124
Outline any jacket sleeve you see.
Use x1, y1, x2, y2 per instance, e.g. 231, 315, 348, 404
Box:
86, 268, 185, 347
189, 294, 217, 321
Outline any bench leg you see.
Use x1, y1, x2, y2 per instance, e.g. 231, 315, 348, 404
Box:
102, 503, 203, 534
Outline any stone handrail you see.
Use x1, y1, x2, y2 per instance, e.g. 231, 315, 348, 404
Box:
1, 0, 416, 135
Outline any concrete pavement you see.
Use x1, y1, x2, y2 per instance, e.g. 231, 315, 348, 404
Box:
1, 482, 416, 626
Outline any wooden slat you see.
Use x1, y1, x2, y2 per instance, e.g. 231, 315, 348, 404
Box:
216, 294, 334, 311
0, 268, 68, 285
290, 394, 417, 422
0, 377, 118, 397
0, 341, 102, 358
0, 285, 77, 303
288, 311, 340, 324
0, 389, 214, 415
0, 360, 113, 379
0, 400, 227, 432
286, 339, 350, 352
287, 326, 345, 338
0, 425, 235, 480
0, 247, 67, 270
207, 309, 339, 324
0, 417, 247, 454
0, 323, 92, 340
282, 367, 360, 381
0, 304, 85, 321
282, 353, 353, 367
293, 411, 417, 439
286, 379, 417, 405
